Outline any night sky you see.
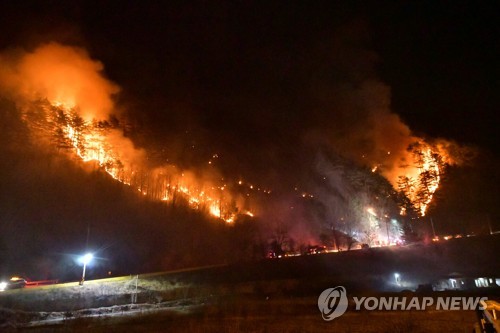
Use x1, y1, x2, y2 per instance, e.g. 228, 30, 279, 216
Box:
0, 1, 499, 278
1, 1, 498, 154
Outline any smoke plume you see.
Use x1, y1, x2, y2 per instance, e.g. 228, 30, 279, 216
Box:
0, 42, 119, 121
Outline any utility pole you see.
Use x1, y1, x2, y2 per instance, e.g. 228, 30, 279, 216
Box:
430, 217, 436, 239
386, 219, 390, 245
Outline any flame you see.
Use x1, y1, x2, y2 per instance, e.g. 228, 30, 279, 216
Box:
57, 103, 245, 222
417, 148, 441, 215
392, 141, 448, 216
0, 42, 463, 231
0, 43, 252, 223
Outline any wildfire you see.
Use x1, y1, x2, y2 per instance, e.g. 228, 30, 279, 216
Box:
55, 102, 246, 223
0, 42, 463, 231
393, 141, 449, 216
0, 42, 253, 223
416, 148, 441, 215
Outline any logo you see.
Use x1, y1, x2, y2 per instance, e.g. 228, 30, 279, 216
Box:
318, 286, 487, 321
352, 296, 488, 311
318, 286, 348, 320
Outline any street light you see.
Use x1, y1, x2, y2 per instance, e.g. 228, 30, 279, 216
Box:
394, 272, 401, 286
79, 253, 93, 285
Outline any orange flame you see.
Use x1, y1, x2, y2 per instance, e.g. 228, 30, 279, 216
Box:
0, 42, 250, 223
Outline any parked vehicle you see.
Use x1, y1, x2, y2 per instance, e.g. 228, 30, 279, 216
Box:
306, 245, 327, 255
0, 276, 28, 291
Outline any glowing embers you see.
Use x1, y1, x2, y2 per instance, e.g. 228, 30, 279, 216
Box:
53, 104, 245, 223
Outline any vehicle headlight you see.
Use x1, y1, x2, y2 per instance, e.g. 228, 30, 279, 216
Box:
0, 281, 7, 291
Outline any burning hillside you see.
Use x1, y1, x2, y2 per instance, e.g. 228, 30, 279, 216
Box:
0, 42, 471, 248
0, 43, 255, 223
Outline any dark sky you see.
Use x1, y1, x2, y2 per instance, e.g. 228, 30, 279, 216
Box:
372, 2, 499, 151
0, 1, 498, 155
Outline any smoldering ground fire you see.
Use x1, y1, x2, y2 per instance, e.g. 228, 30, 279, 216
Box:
0, 42, 472, 248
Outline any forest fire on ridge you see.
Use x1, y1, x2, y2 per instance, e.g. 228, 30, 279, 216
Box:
0, 42, 466, 243
390, 141, 454, 217
0, 42, 251, 223
58, 102, 249, 223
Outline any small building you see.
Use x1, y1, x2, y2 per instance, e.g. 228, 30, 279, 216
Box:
433, 272, 499, 291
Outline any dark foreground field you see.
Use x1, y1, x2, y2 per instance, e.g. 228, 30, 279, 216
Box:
1, 235, 499, 332
13, 295, 484, 333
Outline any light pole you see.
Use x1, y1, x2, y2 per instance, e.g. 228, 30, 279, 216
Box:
394, 272, 401, 286
385, 218, 390, 246
79, 253, 93, 285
